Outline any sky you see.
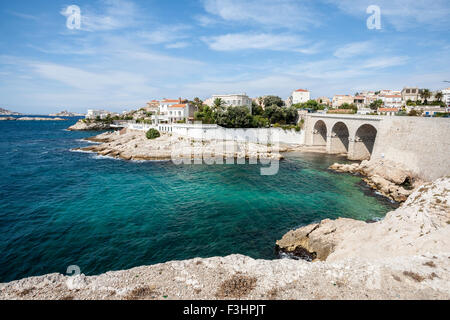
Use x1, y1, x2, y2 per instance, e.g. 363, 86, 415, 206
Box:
0, 0, 449, 114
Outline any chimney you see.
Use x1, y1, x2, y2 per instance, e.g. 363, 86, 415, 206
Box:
179, 97, 182, 104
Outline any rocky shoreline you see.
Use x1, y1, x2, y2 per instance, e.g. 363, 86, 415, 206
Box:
328, 160, 422, 202
0, 117, 67, 121
0, 177, 448, 300
73, 129, 286, 161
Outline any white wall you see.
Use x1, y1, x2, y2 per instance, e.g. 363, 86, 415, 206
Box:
122, 122, 305, 145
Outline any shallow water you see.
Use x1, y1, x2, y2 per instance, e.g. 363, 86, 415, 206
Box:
0, 119, 395, 282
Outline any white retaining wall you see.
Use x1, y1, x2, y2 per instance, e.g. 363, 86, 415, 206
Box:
120, 122, 305, 145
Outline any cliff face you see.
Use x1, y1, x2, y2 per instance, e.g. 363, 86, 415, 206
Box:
277, 176, 450, 262
1, 178, 449, 300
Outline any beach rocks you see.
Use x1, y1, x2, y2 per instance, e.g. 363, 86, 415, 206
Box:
329, 159, 420, 202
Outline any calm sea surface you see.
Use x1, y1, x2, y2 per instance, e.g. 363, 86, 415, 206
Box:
0, 118, 395, 282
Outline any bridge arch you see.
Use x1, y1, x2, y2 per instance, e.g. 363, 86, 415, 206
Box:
330, 122, 350, 154
312, 120, 327, 146
351, 124, 378, 160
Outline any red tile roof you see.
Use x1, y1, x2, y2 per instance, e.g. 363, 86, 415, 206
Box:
168, 104, 186, 108
161, 99, 180, 103
295, 89, 309, 92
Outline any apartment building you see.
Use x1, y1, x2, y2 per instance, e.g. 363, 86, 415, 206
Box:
332, 95, 354, 108
208, 94, 252, 112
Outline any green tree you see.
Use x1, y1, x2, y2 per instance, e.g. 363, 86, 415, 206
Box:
213, 98, 226, 111
194, 105, 215, 124
216, 106, 254, 128
251, 115, 270, 128
146, 128, 160, 139
263, 95, 285, 108
435, 91, 443, 102
420, 89, 432, 104
369, 99, 383, 111
252, 103, 264, 116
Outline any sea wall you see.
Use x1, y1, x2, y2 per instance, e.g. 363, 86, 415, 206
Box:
124, 123, 305, 145
371, 117, 450, 181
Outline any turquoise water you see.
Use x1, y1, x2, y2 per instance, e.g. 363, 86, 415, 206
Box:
0, 118, 395, 282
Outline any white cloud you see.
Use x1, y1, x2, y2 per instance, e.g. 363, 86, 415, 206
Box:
138, 25, 191, 45
165, 42, 190, 49
202, 33, 306, 52
202, 0, 320, 29
362, 56, 409, 69
334, 41, 373, 58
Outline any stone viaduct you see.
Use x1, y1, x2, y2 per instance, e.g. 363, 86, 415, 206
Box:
304, 114, 383, 160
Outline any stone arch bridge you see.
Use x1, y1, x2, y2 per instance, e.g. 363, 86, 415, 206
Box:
304, 114, 383, 160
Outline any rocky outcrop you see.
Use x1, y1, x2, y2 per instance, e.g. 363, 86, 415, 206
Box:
16, 117, 67, 121
277, 176, 450, 262
68, 119, 112, 131
49, 111, 84, 117
329, 160, 423, 202
0, 108, 22, 115
73, 129, 285, 161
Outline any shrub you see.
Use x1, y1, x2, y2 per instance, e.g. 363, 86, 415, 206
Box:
146, 128, 160, 140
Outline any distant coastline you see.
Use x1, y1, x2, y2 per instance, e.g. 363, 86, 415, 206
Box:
0, 116, 68, 121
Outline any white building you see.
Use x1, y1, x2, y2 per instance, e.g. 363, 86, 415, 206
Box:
291, 89, 311, 105
442, 88, 450, 107
86, 110, 118, 120
153, 99, 195, 124
380, 95, 402, 108
208, 94, 252, 112
332, 95, 354, 108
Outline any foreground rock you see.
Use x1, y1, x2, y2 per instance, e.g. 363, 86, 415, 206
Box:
277, 176, 450, 262
329, 160, 422, 202
1, 253, 448, 300
74, 129, 285, 161
68, 119, 112, 131
1, 178, 449, 300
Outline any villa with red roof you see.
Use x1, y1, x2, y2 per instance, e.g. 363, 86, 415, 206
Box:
153, 98, 195, 124
289, 88, 310, 106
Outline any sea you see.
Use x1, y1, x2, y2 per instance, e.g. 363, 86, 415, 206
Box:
0, 117, 396, 282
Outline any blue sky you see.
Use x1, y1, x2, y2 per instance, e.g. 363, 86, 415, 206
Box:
1, 0, 449, 113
